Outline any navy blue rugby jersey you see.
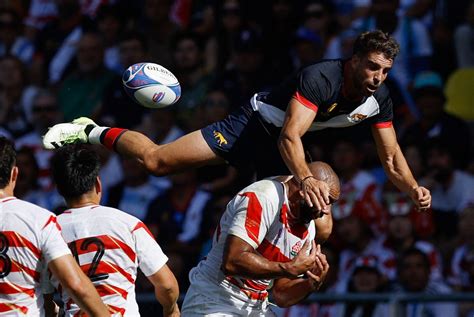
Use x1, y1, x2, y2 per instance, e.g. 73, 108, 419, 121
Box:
252, 59, 393, 131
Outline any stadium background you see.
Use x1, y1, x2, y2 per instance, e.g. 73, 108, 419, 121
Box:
0, 0, 473, 316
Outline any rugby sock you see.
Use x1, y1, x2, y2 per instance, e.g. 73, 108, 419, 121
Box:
88, 126, 128, 150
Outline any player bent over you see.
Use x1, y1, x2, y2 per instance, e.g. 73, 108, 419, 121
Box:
43, 30, 430, 214
47, 144, 180, 317
0, 137, 109, 317
181, 161, 339, 316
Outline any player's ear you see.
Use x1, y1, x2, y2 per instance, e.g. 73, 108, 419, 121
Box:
95, 176, 102, 195
10, 166, 18, 184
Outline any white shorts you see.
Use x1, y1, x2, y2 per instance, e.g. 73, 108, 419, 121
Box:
181, 283, 276, 317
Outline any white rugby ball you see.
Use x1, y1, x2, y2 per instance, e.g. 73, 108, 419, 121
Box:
122, 62, 181, 108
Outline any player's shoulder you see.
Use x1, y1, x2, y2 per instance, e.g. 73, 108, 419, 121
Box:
300, 59, 343, 80
60, 205, 141, 229
238, 179, 285, 205
6, 198, 55, 219
92, 205, 142, 227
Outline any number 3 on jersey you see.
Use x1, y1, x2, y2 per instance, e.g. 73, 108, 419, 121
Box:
0, 232, 12, 278
69, 237, 109, 282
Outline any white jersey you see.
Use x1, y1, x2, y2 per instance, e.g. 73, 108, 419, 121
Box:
53, 205, 168, 316
0, 196, 71, 316
182, 179, 316, 314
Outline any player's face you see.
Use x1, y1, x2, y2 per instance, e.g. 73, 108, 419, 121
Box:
353, 52, 393, 97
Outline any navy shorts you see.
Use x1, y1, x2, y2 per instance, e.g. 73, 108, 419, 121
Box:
201, 103, 289, 179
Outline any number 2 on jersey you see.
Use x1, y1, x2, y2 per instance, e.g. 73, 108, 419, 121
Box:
0, 232, 12, 278
69, 237, 109, 282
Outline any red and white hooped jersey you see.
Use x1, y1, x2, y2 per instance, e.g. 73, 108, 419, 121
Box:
0, 196, 71, 316
187, 178, 315, 306
52, 205, 168, 317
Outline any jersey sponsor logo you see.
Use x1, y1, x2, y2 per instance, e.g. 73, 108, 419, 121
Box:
349, 113, 368, 123
290, 240, 303, 257
213, 130, 228, 146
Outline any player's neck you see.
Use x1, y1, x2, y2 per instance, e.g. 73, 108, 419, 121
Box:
66, 193, 100, 209
0, 186, 14, 199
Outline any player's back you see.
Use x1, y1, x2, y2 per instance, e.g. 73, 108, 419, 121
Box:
55, 204, 165, 317
0, 196, 70, 316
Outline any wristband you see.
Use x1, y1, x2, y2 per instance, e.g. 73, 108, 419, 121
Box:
101, 128, 128, 151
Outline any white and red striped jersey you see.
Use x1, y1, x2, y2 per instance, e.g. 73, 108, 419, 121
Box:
0, 196, 71, 316
52, 205, 168, 317
187, 178, 316, 307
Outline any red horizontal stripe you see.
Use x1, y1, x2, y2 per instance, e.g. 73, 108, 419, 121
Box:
132, 222, 154, 239
2, 231, 41, 259
107, 304, 126, 315
10, 259, 41, 282
256, 239, 291, 263
373, 121, 393, 129
293, 91, 318, 112
0, 302, 28, 314
95, 284, 128, 299
80, 261, 134, 284
103, 128, 127, 151
71, 235, 136, 262
243, 279, 267, 291
0, 282, 35, 298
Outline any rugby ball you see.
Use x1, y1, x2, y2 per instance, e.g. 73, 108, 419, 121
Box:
122, 62, 181, 108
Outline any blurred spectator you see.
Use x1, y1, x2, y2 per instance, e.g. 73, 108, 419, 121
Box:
0, 55, 37, 138
379, 182, 442, 280
444, 67, 474, 121
353, 0, 433, 88
91, 144, 123, 202
106, 157, 167, 220
420, 139, 474, 237
401, 71, 471, 169
13, 146, 63, 211
96, 4, 124, 74
0, 8, 34, 65
216, 27, 272, 109
454, 0, 474, 68
139, 0, 181, 70
34, 0, 92, 85
332, 210, 397, 289
299, 0, 340, 57
15, 89, 62, 189
58, 31, 117, 121
261, 0, 297, 83
100, 31, 150, 128
145, 170, 212, 288
395, 248, 458, 317
172, 31, 215, 130
324, 28, 358, 59
291, 26, 324, 68
448, 206, 474, 290
430, 18, 458, 81
23, 0, 58, 40
448, 206, 474, 317
339, 256, 390, 317
331, 137, 386, 234
139, 108, 184, 145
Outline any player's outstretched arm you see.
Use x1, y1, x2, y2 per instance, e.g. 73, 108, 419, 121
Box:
371, 125, 431, 210
272, 244, 329, 307
222, 235, 317, 279
278, 99, 330, 210
48, 255, 110, 317
147, 264, 180, 317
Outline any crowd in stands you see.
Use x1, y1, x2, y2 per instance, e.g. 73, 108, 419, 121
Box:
0, 0, 473, 316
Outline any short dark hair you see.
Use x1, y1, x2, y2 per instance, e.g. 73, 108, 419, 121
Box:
0, 137, 15, 189
397, 247, 431, 273
353, 30, 400, 61
50, 145, 100, 200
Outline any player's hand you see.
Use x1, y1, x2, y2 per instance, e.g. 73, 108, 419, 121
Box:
285, 240, 317, 278
305, 244, 329, 291
409, 186, 431, 211
300, 176, 330, 211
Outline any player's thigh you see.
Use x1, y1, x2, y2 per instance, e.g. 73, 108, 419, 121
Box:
182, 286, 241, 317
151, 130, 226, 174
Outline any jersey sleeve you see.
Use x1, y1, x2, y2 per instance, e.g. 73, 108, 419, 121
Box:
39, 214, 71, 264
370, 85, 394, 128
133, 221, 168, 277
293, 66, 327, 112
227, 192, 277, 249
